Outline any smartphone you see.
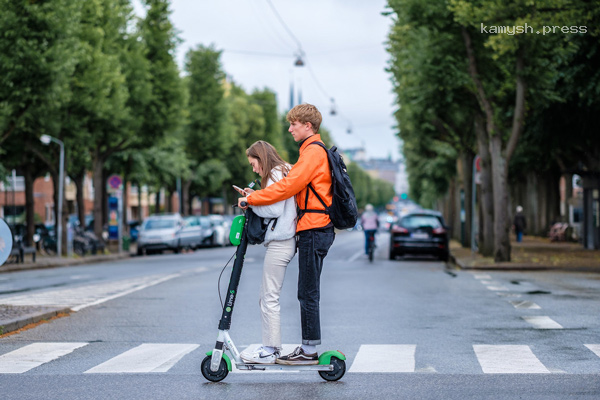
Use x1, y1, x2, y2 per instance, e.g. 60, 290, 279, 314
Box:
232, 185, 248, 195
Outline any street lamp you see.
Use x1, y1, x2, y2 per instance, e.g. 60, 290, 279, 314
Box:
40, 134, 64, 257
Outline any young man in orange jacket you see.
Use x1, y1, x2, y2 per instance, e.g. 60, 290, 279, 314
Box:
238, 103, 334, 365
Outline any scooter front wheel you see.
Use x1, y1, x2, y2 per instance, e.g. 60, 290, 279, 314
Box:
318, 356, 346, 381
201, 355, 229, 382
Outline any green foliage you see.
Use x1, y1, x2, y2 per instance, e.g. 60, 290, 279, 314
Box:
184, 44, 234, 198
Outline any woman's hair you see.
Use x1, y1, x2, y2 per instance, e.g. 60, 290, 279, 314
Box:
246, 141, 290, 188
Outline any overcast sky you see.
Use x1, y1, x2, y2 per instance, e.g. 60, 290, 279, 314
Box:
134, 0, 400, 161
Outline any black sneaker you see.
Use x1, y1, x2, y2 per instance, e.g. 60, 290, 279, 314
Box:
275, 346, 319, 365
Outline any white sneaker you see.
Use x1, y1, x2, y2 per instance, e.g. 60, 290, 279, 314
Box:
240, 346, 279, 364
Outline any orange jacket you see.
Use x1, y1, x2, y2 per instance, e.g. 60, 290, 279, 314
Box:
246, 134, 332, 232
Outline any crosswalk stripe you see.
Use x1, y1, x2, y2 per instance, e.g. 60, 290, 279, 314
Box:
84, 343, 199, 373
349, 344, 415, 373
510, 300, 541, 309
0, 342, 88, 374
522, 316, 563, 329
473, 345, 550, 374
584, 344, 600, 358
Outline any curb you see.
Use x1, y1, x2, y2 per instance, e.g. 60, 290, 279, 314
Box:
450, 253, 600, 272
0, 253, 134, 274
0, 307, 72, 336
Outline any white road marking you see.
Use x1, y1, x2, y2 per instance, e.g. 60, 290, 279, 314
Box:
496, 293, 522, 298
522, 316, 563, 329
473, 345, 550, 374
510, 300, 541, 309
486, 286, 509, 291
0, 343, 88, 374
584, 344, 600, 358
0, 273, 182, 311
348, 250, 364, 262
85, 343, 198, 373
349, 344, 416, 373
473, 274, 492, 280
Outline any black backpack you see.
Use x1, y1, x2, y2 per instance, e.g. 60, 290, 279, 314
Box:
298, 142, 358, 230
245, 207, 278, 245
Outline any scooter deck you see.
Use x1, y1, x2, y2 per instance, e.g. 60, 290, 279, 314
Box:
235, 363, 334, 371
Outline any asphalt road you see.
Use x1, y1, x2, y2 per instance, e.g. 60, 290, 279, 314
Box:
0, 230, 599, 399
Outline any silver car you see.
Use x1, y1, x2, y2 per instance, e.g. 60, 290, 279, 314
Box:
177, 216, 213, 250
137, 214, 184, 255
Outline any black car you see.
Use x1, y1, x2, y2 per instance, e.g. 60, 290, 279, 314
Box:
389, 211, 449, 261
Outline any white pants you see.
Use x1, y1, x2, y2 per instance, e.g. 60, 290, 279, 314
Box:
260, 237, 296, 349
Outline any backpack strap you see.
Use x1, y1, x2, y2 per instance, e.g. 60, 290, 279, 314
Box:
297, 143, 330, 221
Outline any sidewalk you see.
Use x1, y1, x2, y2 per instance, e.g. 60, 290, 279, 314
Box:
450, 235, 600, 272
0, 249, 134, 337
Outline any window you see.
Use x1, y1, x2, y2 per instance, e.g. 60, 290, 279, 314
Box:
401, 215, 442, 229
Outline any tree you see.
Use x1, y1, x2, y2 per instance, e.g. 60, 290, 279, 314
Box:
183, 45, 231, 213
450, 0, 593, 261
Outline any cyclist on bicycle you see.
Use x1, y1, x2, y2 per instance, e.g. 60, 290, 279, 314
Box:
360, 204, 379, 255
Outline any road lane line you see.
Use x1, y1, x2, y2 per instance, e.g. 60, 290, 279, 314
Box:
348, 250, 364, 262
585, 344, 600, 358
0, 273, 182, 311
522, 316, 563, 329
0, 343, 88, 374
72, 273, 181, 311
486, 286, 509, 291
473, 345, 550, 374
473, 274, 492, 280
349, 344, 416, 373
509, 300, 541, 309
85, 343, 199, 373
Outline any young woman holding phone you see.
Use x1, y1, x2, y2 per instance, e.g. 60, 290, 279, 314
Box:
238, 140, 297, 364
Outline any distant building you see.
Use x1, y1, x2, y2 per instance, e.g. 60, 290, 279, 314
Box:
341, 147, 408, 195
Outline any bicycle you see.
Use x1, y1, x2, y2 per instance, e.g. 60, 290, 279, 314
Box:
367, 230, 376, 262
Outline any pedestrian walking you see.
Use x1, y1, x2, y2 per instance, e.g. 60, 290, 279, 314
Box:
513, 205, 526, 242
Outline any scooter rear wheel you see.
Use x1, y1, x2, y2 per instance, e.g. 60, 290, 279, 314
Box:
201, 355, 228, 382
318, 356, 346, 381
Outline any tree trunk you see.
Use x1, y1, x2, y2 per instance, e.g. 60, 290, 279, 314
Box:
92, 156, 105, 242
460, 151, 474, 248
475, 115, 494, 256
155, 190, 160, 214
102, 168, 108, 226
183, 180, 192, 216
24, 164, 35, 246
122, 173, 129, 234
563, 173, 573, 223
137, 182, 143, 221
489, 135, 511, 262
447, 177, 457, 240
74, 173, 85, 230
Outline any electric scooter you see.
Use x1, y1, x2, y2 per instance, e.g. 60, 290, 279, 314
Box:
201, 203, 346, 382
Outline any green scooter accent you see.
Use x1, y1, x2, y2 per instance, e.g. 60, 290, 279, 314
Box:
318, 350, 346, 365
229, 215, 246, 246
206, 351, 232, 371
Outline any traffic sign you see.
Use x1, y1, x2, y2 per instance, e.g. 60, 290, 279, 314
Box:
107, 175, 123, 193
0, 218, 14, 266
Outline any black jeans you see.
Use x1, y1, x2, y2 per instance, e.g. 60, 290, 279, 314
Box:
297, 227, 335, 345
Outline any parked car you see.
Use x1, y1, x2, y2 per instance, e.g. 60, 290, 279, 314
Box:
137, 213, 184, 255
389, 211, 449, 261
208, 214, 227, 247
128, 220, 141, 242
177, 216, 211, 250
